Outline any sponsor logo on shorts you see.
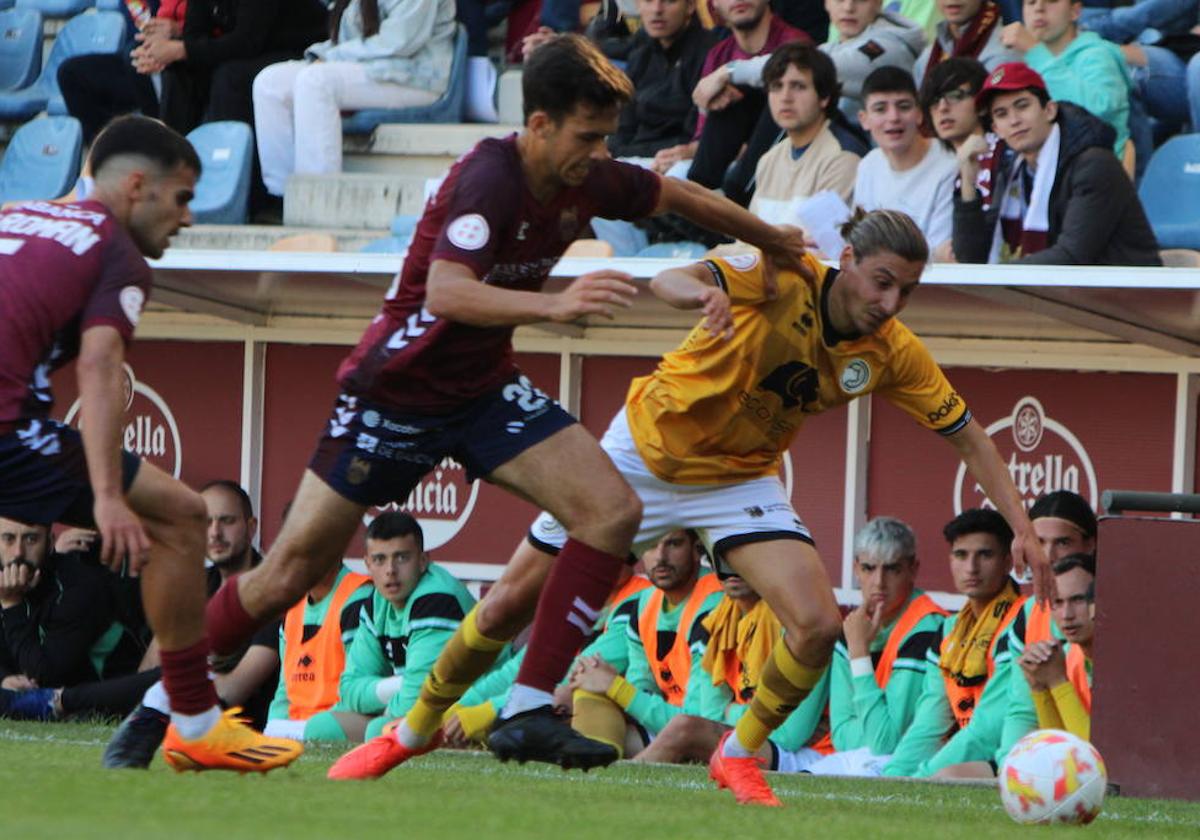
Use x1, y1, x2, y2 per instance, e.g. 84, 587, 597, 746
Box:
839, 359, 871, 394
347, 456, 372, 486
724, 253, 759, 271
953, 396, 1097, 513
362, 410, 381, 428
119, 286, 145, 326
356, 433, 379, 454
446, 213, 490, 250
744, 506, 765, 518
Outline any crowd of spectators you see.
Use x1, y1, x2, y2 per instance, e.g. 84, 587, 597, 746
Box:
0, 478, 1102, 788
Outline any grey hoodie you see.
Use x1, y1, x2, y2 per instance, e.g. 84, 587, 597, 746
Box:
820, 13, 927, 104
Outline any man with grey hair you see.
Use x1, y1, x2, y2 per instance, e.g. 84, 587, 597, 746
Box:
803, 516, 947, 775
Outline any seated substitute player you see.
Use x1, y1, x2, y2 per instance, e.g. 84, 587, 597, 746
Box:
806, 516, 947, 776
350, 208, 1053, 803
567, 529, 723, 758
882, 509, 1024, 778
263, 561, 373, 742
632, 571, 832, 772
163, 33, 815, 776
334, 512, 476, 740
0, 115, 300, 772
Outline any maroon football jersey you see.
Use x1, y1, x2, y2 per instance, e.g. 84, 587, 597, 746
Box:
337, 135, 661, 413
0, 200, 151, 423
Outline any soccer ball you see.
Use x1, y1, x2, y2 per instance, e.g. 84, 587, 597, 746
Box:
998, 729, 1107, 825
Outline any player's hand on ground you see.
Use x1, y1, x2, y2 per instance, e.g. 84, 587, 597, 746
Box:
697, 286, 733, 339
442, 712, 470, 749
0, 561, 39, 608
843, 601, 885, 660
551, 270, 637, 322
1013, 530, 1055, 604
568, 655, 619, 694
0, 674, 37, 691
93, 495, 151, 573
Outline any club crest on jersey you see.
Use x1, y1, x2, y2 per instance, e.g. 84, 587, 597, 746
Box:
724, 253, 759, 271
839, 359, 871, 394
446, 213, 490, 250
119, 286, 145, 326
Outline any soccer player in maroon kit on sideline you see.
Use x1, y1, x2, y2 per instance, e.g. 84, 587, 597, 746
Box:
0, 115, 302, 772
102, 33, 814, 774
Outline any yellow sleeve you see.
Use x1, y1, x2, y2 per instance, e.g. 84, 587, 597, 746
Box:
1049, 681, 1091, 741
700, 255, 768, 306
877, 324, 971, 435
1031, 689, 1065, 731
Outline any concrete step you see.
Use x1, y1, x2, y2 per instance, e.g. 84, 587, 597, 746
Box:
284, 171, 430, 228
172, 223, 388, 253
342, 122, 519, 180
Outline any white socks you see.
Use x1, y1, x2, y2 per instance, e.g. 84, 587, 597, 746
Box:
171, 707, 222, 741
394, 719, 430, 749
500, 684, 554, 719
722, 731, 755, 759
464, 56, 498, 123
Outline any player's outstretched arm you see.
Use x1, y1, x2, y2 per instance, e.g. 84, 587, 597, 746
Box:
653, 177, 812, 285
77, 326, 150, 571
944, 418, 1054, 603
427, 259, 639, 327
648, 263, 732, 339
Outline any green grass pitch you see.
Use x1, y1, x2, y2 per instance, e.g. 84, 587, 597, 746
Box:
3, 721, 1199, 839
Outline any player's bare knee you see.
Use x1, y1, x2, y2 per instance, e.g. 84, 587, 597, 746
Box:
605, 485, 643, 543
785, 610, 840, 660
476, 584, 530, 639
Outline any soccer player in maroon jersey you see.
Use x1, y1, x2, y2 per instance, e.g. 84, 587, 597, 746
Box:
0, 116, 302, 772
138, 34, 810, 776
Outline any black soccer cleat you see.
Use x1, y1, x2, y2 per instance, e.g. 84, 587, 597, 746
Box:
102, 703, 169, 769
487, 705, 618, 771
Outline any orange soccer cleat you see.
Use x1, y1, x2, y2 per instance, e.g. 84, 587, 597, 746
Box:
708, 731, 782, 807
162, 708, 303, 773
327, 729, 444, 780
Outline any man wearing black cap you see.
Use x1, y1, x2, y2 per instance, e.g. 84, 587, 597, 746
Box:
950, 62, 1160, 266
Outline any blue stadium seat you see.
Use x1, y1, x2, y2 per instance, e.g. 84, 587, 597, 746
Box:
0, 0, 15, 11
360, 235, 410, 253
636, 241, 709, 259
342, 24, 468, 134
1138, 134, 1200, 250
390, 213, 419, 238
93, 0, 120, 9
0, 115, 82, 203
15, 0, 94, 17
0, 8, 42, 92
0, 10, 123, 119
186, 121, 253, 224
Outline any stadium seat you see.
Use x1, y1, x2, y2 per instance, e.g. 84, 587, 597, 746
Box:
0, 0, 15, 10
0, 10, 124, 119
391, 213, 419, 239
636, 241, 709, 259
14, 0, 92, 17
93, 0, 121, 9
360, 235, 409, 253
342, 24, 468, 134
0, 8, 42, 92
1138, 134, 1200, 250
269, 232, 337, 252
186, 121, 254, 225
0, 114, 81, 203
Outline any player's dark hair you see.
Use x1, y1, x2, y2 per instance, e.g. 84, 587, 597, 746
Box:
1052, 552, 1096, 578
919, 57, 987, 149
761, 43, 841, 120
1029, 490, 1097, 539
840, 207, 929, 264
942, 508, 1014, 550
861, 65, 918, 103
522, 33, 634, 122
366, 511, 425, 552
90, 115, 202, 178
200, 480, 254, 519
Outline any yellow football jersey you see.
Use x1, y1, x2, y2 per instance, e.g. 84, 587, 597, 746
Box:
626, 253, 970, 484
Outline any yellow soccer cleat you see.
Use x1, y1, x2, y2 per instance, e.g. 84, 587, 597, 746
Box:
162, 708, 303, 773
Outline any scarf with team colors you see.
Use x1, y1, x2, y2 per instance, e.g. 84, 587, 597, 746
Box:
701, 596, 782, 691
939, 577, 1021, 685
927, 1, 1001, 66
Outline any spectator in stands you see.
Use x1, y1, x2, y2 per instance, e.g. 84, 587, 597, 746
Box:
0, 518, 142, 692
821, 0, 928, 118
882, 509, 1023, 777
685, 0, 812, 204
998, 0, 1130, 155
1120, 25, 1200, 169
749, 44, 863, 222
253, 0, 457, 202
567, 530, 722, 758
920, 56, 988, 151
336, 512, 474, 740
457, 0, 500, 122
912, 0, 1020, 85
804, 518, 947, 776
264, 563, 374, 741
59, 0, 188, 145
854, 66, 958, 250
609, 0, 721, 170
951, 63, 1161, 265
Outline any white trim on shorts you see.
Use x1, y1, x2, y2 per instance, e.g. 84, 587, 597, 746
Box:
529, 409, 812, 563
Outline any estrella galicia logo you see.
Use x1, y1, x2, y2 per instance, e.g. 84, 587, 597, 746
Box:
757, 361, 820, 410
